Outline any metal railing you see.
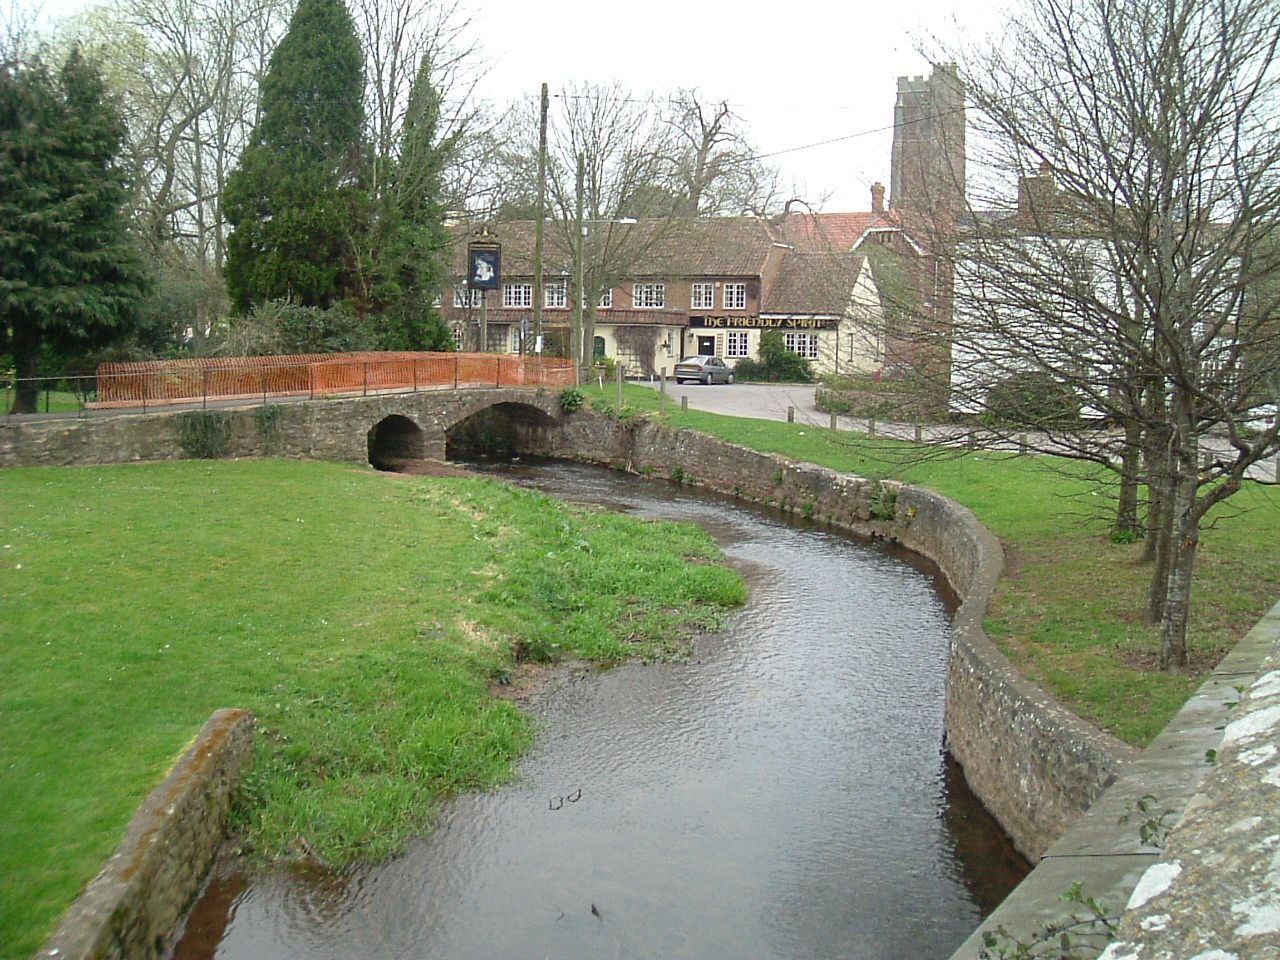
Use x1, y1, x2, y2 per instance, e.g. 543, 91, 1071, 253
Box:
2, 352, 576, 419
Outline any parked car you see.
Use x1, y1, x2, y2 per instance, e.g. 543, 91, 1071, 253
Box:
674, 355, 735, 385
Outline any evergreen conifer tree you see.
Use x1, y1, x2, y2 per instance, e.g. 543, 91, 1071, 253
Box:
222, 0, 366, 314
0, 49, 148, 413
371, 55, 460, 351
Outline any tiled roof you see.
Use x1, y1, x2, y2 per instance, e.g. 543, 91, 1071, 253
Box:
774, 211, 902, 253
762, 252, 865, 315
447, 216, 779, 279
462, 307, 684, 327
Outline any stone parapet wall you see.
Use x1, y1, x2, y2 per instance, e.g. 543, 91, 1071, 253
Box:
37, 709, 255, 960
1096, 602, 1280, 960
0, 389, 563, 470
521, 411, 1131, 859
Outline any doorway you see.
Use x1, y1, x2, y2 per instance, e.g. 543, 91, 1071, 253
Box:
697, 335, 716, 356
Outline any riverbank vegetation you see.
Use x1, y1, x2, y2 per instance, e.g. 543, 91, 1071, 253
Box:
0, 459, 743, 959
596, 383, 1280, 747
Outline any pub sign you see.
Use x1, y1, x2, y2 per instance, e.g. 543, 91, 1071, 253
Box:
467, 241, 501, 290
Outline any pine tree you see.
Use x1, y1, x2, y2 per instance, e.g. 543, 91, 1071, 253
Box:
371, 55, 460, 351
222, 0, 366, 314
0, 49, 149, 413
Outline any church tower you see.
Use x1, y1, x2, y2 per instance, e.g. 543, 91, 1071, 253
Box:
889, 64, 966, 216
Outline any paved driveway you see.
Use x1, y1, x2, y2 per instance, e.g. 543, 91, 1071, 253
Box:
638, 379, 1280, 483
639, 381, 824, 424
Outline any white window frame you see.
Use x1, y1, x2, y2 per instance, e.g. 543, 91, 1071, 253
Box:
598, 288, 613, 309
451, 327, 463, 349
726, 330, 750, 358
453, 286, 482, 308
633, 283, 665, 309
784, 331, 819, 360
723, 282, 747, 310
545, 280, 567, 309
503, 283, 533, 308
691, 283, 715, 310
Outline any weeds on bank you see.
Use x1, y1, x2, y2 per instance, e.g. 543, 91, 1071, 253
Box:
0, 459, 743, 958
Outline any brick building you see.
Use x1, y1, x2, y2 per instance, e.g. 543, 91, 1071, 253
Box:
443, 215, 887, 378
441, 66, 964, 383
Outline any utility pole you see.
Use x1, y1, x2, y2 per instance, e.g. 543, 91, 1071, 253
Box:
573, 152, 585, 384
533, 83, 549, 355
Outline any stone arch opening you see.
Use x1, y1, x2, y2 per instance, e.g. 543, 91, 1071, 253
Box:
445, 402, 556, 461
367, 414, 426, 471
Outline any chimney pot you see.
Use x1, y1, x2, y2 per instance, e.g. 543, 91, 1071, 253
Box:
870, 182, 886, 214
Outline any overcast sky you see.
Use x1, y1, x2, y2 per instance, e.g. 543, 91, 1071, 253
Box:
16, 0, 1008, 210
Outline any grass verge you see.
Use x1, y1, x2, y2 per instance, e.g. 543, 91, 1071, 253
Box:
591, 382, 1280, 747
0, 459, 744, 960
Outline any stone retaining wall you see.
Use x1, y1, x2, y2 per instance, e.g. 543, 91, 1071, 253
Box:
37, 709, 255, 960
0, 389, 563, 470
519, 410, 1132, 860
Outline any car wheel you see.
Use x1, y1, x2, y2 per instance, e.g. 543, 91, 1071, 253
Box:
703, 374, 711, 385
727, 372, 735, 384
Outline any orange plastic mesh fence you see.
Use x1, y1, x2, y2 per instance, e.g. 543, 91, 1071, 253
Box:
94, 352, 575, 407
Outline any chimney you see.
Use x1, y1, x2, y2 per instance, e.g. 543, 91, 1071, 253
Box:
870, 182, 886, 214
1017, 162, 1057, 231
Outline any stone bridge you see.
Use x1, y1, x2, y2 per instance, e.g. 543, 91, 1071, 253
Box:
0, 387, 568, 469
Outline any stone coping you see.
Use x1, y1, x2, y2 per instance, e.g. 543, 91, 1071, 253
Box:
948, 605, 1280, 958
36, 709, 255, 960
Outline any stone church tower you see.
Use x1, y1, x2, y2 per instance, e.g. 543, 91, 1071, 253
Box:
889, 64, 966, 215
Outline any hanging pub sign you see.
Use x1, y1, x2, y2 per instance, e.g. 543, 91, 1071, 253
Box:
689, 315, 839, 331
467, 232, 501, 290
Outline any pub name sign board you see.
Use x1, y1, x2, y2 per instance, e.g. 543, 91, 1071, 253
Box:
689, 316, 839, 331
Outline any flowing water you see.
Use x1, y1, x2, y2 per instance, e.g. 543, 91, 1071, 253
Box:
175, 459, 1028, 960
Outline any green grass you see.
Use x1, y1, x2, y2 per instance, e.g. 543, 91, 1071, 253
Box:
593, 382, 1280, 746
1, 387, 84, 414
0, 459, 744, 960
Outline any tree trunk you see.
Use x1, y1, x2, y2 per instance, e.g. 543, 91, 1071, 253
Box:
1157, 399, 1200, 671
10, 316, 42, 414
1158, 472, 1199, 671
1112, 418, 1143, 539
1146, 437, 1181, 622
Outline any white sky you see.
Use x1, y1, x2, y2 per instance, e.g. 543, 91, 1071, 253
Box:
15, 0, 1008, 210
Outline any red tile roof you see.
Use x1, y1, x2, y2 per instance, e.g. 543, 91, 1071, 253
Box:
762, 252, 866, 315
775, 211, 904, 253
447, 217, 779, 279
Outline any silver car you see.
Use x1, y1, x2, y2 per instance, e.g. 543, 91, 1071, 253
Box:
673, 355, 735, 385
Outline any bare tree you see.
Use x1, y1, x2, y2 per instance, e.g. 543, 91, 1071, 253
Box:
930, 0, 1280, 669
352, 0, 481, 203
662, 89, 787, 216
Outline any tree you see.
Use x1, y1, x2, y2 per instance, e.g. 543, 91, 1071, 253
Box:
935, 0, 1280, 669
0, 48, 149, 412
353, 53, 459, 350
663, 90, 787, 217
222, 0, 367, 313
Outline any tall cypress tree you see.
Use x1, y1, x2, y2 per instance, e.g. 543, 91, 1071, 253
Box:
371, 55, 460, 350
222, 0, 366, 314
0, 49, 148, 413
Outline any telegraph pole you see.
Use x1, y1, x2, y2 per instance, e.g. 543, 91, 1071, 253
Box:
573, 152, 585, 384
532, 83, 549, 355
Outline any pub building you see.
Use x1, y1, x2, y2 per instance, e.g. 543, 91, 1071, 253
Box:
443, 209, 895, 379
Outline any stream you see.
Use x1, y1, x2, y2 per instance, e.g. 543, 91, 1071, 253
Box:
174, 458, 1028, 960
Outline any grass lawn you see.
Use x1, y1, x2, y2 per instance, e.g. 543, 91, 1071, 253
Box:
591, 382, 1280, 747
1, 387, 85, 414
0, 459, 744, 960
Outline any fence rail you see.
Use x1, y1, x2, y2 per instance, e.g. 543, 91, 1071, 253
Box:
2, 352, 576, 418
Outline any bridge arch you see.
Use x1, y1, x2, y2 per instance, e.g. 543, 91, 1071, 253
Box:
445, 400, 558, 461
367, 414, 426, 471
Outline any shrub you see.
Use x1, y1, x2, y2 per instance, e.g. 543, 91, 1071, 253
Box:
985, 371, 1081, 426
177, 410, 233, 459
756, 331, 814, 383
559, 386, 585, 413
